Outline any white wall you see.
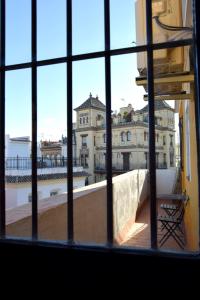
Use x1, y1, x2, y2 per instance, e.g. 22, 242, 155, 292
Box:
5, 135, 31, 157
6, 177, 86, 209
156, 169, 177, 194
61, 144, 67, 157
5, 188, 18, 209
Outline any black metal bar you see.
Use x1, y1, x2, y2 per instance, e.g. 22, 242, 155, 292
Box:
104, 0, 113, 245
31, 0, 38, 239
2, 39, 193, 72
0, 236, 198, 259
146, 0, 157, 249
67, 0, 73, 242
193, 0, 200, 251
0, 0, 6, 238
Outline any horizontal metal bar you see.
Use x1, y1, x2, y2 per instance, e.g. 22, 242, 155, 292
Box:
1, 39, 193, 72
0, 237, 198, 259
152, 38, 193, 50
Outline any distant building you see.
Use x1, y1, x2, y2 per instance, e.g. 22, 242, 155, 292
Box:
5, 134, 88, 209
75, 93, 175, 184
5, 134, 31, 158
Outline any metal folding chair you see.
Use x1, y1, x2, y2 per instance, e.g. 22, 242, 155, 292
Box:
157, 199, 187, 249
160, 202, 182, 217
159, 193, 188, 217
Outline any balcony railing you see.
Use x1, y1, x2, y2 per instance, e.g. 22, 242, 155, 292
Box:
95, 162, 167, 172
81, 143, 87, 147
5, 157, 81, 170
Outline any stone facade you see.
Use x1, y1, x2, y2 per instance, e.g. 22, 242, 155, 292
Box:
75, 93, 175, 184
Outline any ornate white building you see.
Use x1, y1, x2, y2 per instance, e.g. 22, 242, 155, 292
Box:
75, 93, 175, 184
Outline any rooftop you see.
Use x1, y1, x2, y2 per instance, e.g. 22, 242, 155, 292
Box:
74, 93, 106, 111
9, 136, 30, 142
136, 100, 174, 113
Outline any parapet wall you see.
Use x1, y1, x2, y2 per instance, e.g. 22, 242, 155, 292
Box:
6, 170, 149, 244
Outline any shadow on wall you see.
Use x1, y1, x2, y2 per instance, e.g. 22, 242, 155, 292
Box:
113, 170, 149, 244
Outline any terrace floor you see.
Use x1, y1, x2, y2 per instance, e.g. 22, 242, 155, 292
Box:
121, 199, 187, 252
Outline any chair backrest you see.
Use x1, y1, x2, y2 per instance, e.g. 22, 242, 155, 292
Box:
176, 194, 189, 222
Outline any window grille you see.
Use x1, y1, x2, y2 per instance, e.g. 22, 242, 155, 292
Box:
0, 0, 199, 256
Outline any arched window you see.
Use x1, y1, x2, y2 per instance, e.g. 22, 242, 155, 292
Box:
83, 117, 85, 124
121, 132, 126, 142
163, 135, 166, 145
103, 133, 106, 143
80, 118, 82, 124
127, 131, 131, 141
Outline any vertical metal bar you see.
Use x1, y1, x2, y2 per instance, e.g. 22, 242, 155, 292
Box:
146, 0, 157, 249
67, 0, 73, 242
193, 0, 200, 250
0, 0, 6, 238
104, 0, 113, 245
31, 0, 38, 239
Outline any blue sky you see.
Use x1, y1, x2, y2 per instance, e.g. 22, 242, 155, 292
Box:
5, 0, 148, 139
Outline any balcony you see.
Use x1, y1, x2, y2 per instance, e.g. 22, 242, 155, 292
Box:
80, 145, 89, 156
81, 143, 87, 148
5, 157, 86, 185
6, 168, 187, 251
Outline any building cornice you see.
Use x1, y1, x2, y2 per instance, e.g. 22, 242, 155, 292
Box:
95, 122, 175, 131
76, 127, 97, 132
75, 123, 175, 132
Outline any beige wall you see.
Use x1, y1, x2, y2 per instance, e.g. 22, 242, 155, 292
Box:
6, 186, 107, 243
6, 170, 149, 245
180, 89, 199, 251
113, 170, 149, 243
77, 108, 105, 129
95, 123, 175, 171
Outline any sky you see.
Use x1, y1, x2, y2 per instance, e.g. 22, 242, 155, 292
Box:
5, 0, 174, 140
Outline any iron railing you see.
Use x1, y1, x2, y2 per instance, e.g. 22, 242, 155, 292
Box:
94, 162, 167, 172
5, 157, 80, 170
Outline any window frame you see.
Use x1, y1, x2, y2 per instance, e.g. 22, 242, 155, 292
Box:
0, 0, 199, 260
103, 133, 106, 144
121, 131, 126, 143
127, 131, 131, 142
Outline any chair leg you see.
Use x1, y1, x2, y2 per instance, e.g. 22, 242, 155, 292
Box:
158, 221, 185, 249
